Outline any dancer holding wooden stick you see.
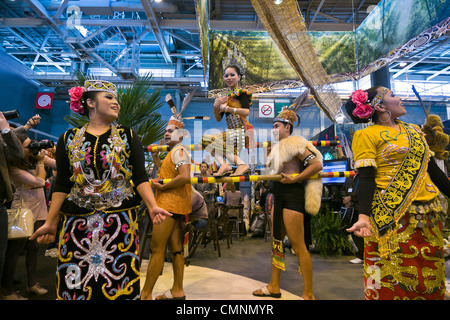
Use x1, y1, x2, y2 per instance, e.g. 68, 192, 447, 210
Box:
253, 90, 323, 300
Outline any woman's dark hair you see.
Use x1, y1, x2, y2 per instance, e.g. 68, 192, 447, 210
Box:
344, 86, 381, 124
9, 157, 32, 170
225, 64, 242, 77
225, 182, 237, 192
225, 65, 250, 108
80, 91, 100, 118
8, 142, 36, 170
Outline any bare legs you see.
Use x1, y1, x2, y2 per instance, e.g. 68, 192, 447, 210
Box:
141, 216, 185, 300
209, 149, 232, 176
209, 149, 249, 176
253, 208, 314, 300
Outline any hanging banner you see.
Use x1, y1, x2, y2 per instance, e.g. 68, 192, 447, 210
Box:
208, 0, 449, 98
194, 0, 210, 82
250, 0, 342, 121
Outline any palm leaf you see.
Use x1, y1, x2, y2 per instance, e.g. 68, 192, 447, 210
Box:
64, 112, 88, 127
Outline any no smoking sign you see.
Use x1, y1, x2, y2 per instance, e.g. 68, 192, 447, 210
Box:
258, 100, 274, 118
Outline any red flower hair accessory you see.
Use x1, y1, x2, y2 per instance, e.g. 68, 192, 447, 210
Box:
68, 86, 85, 114
350, 89, 373, 119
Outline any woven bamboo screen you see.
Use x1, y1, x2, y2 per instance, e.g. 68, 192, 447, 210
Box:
250, 0, 342, 121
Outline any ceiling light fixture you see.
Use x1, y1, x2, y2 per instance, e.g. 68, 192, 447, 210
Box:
274, 0, 283, 4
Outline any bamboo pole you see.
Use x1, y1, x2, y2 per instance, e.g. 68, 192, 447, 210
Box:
144, 139, 340, 152
150, 171, 355, 185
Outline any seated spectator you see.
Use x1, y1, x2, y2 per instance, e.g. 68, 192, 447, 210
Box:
224, 183, 242, 218
190, 187, 208, 229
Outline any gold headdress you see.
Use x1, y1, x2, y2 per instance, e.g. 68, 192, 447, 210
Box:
222, 45, 247, 77
68, 79, 118, 114
84, 80, 118, 97
273, 89, 311, 127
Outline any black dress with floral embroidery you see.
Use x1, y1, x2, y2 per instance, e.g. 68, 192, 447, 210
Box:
53, 125, 148, 300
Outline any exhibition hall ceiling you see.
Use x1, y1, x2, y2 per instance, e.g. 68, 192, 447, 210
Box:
0, 0, 448, 93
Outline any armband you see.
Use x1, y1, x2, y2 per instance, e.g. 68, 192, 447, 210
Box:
303, 154, 316, 167
174, 160, 188, 171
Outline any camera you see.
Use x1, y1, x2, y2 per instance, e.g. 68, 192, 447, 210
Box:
27, 139, 55, 155
2, 110, 20, 120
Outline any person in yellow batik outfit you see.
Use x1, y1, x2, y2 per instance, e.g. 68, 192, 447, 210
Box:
346, 86, 450, 300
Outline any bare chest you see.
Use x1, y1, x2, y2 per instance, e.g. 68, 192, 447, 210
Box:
281, 157, 302, 174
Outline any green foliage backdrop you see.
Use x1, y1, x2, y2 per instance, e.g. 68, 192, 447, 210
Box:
208, 0, 449, 89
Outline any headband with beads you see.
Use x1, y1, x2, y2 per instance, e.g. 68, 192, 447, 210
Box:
68, 80, 118, 114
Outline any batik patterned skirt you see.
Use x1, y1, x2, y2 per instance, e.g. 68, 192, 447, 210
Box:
56, 206, 140, 300
364, 197, 446, 300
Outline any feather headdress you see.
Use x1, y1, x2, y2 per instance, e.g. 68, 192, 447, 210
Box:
273, 88, 311, 127
166, 89, 210, 129
166, 92, 193, 130
166, 90, 206, 137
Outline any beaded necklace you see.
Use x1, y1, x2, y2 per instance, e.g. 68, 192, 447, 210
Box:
67, 123, 133, 210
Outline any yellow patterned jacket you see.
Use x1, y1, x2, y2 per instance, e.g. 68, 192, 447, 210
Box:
352, 122, 438, 203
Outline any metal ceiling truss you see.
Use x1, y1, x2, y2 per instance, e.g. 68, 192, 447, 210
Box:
0, 0, 448, 94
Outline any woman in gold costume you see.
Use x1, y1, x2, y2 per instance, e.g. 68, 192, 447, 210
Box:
345, 86, 450, 300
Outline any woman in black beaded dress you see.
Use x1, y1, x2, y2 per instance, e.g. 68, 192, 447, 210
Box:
31, 80, 170, 300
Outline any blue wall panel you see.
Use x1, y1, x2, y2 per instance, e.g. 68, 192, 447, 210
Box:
0, 51, 38, 129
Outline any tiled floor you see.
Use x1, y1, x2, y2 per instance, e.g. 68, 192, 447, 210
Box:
8, 233, 450, 301
141, 261, 299, 300
10, 235, 368, 300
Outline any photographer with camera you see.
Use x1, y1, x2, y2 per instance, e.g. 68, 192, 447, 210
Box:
1, 131, 51, 299
12, 114, 56, 169
0, 111, 25, 300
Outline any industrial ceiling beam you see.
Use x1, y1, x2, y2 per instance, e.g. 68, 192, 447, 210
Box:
31, 30, 53, 70
309, 9, 345, 23
51, 0, 70, 24
89, 51, 118, 75
26, 74, 204, 88
7, 27, 65, 73
308, 0, 326, 30
346, 0, 367, 23
392, 38, 450, 79
112, 30, 150, 64
165, 31, 201, 51
0, 17, 357, 31
23, 0, 126, 77
80, 26, 109, 44
426, 65, 450, 81
22, 0, 84, 61
140, 0, 172, 64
